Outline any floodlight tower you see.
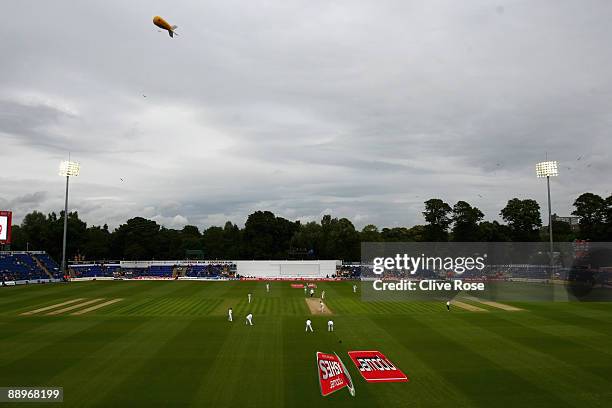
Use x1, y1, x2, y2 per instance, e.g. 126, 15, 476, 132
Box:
59, 160, 80, 275
536, 160, 558, 263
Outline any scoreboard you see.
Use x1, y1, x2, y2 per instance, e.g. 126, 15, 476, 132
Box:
0, 211, 12, 244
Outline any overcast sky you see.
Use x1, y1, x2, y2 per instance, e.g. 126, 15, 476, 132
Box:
1, 0, 611, 231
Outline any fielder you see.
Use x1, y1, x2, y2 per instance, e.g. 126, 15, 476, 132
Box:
321, 290, 326, 300
309, 288, 315, 297
246, 313, 253, 325
228, 307, 233, 322
266, 283, 270, 293
248, 293, 252, 303
304, 286, 307, 295
320, 300, 325, 312
327, 320, 334, 331
446, 300, 451, 311
305, 319, 314, 332
353, 284, 357, 293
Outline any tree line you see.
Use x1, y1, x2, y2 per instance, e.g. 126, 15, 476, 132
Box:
6, 192, 612, 262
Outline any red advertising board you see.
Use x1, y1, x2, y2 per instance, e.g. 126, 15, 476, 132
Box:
316, 352, 355, 397
0, 211, 12, 244
291, 284, 304, 288
347, 350, 409, 383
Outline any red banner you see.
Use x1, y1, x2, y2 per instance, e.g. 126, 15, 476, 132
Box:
316, 352, 355, 397
291, 284, 305, 288
347, 351, 409, 383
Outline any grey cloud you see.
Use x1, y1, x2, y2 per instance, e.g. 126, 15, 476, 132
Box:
1, 0, 611, 230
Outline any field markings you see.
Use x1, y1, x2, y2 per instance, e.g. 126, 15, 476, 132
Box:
464, 297, 524, 311
452, 300, 488, 312
21, 298, 86, 315
305, 297, 333, 315
46, 298, 105, 315
71, 299, 124, 315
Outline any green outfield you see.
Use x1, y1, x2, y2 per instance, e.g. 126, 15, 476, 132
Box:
1, 281, 611, 407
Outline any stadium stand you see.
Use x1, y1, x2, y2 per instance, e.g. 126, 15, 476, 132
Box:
70, 264, 120, 278
35, 253, 62, 278
0, 252, 60, 282
184, 263, 234, 278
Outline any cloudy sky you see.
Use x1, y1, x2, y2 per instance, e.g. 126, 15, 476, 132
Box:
1, 0, 611, 231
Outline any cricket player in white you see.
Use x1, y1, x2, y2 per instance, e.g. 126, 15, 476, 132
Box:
327, 320, 334, 331
353, 284, 357, 293
248, 293, 252, 303
321, 290, 325, 300
446, 300, 451, 311
320, 300, 325, 312
309, 288, 315, 297
304, 287, 307, 295
246, 313, 253, 325
305, 319, 314, 332
228, 307, 233, 322
266, 283, 270, 293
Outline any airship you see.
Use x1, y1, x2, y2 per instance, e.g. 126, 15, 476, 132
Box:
153, 16, 178, 38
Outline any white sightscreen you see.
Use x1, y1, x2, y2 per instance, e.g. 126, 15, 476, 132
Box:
279, 263, 319, 277
0, 216, 8, 241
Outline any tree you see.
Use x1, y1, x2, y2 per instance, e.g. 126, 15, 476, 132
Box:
540, 217, 574, 243
422, 199, 453, 241
360, 224, 382, 242
201, 226, 226, 259
111, 217, 161, 260
500, 198, 542, 241
242, 211, 299, 259
451, 201, 484, 241
572, 193, 606, 240
380, 226, 423, 242
19, 211, 51, 252
50, 211, 88, 261
291, 222, 323, 257
477, 221, 511, 242
605, 195, 612, 240
222, 222, 242, 259
328, 218, 360, 261
83, 225, 111, 260
180, 225, 202, 255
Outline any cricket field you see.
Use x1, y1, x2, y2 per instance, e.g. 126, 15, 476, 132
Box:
1, 281, 611, 407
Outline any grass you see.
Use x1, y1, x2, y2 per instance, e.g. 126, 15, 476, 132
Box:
0, 280, 611, 407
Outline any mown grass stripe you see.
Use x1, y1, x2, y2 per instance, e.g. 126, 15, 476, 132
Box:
47, 299, 105, 315
71, 299, 124, 315
21, 298, 86, 315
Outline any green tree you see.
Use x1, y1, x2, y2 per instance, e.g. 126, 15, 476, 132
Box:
380, 226, 422, 242
83, 224, 111, 260
201, 226, 226, 259
477, 221, 511, 242
19, 211, 51, 252
540, 217, 574, 243
111, 217, 161, 260
360, 224, 382, 242
422, 199, 453, 241
291, 221, 323, 257
500, 198, 542, 241
242, 211, 299, 259
572, 193, 606, 240
180, 225, 202, 255
451, 201, 484, 241
605, 195, 612, 240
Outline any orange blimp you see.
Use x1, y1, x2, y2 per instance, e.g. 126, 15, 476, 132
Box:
153, 16, 178, 38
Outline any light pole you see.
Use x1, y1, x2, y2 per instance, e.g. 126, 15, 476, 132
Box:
59, 160, 80, 276
536, 160, 559, 265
